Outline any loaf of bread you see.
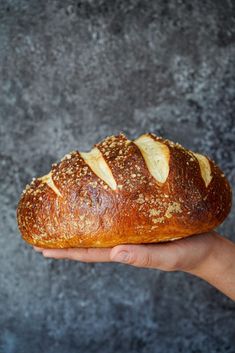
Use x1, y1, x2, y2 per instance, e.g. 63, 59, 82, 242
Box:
17, 133, 232, 248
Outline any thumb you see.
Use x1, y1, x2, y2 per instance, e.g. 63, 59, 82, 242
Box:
110, 243, 181, 270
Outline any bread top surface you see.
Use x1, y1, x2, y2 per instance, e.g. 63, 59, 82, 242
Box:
17, 133, 232, 248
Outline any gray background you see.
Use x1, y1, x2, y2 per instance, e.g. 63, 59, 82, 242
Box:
0, 0, 235, 352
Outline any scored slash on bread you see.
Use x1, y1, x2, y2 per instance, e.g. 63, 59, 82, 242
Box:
17, 133, 232, 248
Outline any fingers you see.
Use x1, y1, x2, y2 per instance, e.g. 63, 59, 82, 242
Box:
33, 241, 183, 270
34, 247, 44, 252
33, 246, 112, 262
110, 242, 182, 270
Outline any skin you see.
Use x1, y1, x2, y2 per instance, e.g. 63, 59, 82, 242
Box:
34, 231, 235, 301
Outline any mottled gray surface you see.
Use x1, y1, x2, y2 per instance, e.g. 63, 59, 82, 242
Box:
0, 0, 235, 352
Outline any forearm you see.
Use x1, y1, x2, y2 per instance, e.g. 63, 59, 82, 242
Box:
187, 233, 235, 301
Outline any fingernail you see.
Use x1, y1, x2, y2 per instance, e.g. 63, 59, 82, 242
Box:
113, 251, 130, 263
34, 246, 44, 252
42, 251, 50, 257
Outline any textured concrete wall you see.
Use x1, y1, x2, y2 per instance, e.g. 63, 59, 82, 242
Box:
0, 1, 235, 352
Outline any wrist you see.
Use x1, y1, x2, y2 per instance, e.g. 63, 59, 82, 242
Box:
186, 233, 218, 274
186, 233, 235, 300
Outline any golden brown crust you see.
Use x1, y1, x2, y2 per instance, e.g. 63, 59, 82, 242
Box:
17, 133, 232, 248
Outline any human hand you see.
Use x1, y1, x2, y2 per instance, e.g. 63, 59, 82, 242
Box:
34, 232, 235, 300
34, 232, 217, 272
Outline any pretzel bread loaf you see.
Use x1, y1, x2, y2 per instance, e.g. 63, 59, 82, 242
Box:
17, 133, 232, 248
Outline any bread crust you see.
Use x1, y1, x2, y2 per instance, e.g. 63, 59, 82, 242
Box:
17, 133, 232, 248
